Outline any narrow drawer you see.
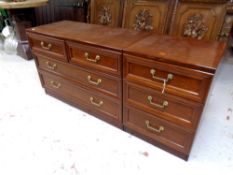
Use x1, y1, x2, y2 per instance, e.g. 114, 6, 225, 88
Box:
40, 71, 122, 126
36, 54, 121, 98
67, 41, 122, 76
27, 33, 67, 61
123, 107, 193, 154
124, 54, 213, 103
124, 82, 203, 131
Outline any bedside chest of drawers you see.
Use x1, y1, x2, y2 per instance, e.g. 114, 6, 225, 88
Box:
27, 21, 226, 160
27, 21, 149, 129
123, 34, 226, 159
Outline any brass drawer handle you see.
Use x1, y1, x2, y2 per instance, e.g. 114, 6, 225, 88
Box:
87, 75, 102, 85
40, 41, 52, 50
46, 61, 57, 70
90, 97, 103, 107
150, 69, 173, 83
50, 80, 61, 89
148, 96, 168, 109
145, 120, 164, 133
84, 52, 101, 63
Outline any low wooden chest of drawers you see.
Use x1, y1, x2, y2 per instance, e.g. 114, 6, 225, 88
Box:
27, 21, 226, 160
27, 21, 149, 129
123, 34, 226, 159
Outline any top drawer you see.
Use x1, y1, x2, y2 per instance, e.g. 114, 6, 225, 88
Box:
124, 54, 213, 103
67, 41, 122, 76
27, 33, 67, 61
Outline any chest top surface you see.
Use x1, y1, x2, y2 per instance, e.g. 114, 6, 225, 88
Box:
27, 21, 226, 73
124, 34, 226, 73
27, 20, 150, 51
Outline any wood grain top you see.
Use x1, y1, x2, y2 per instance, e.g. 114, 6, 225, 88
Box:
124, 34, 226, 73
27, 21, 150, 51
27, 21, 226, 73
0, 0, 48, 9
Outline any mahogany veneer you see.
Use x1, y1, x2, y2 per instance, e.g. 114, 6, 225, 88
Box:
27, 21, 226, 160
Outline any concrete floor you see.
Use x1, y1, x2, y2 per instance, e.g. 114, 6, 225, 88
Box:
0, 50, 233, 175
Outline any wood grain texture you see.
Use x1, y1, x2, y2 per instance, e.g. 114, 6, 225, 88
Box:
40, 70, 123, 127
123, 106, 194, 154
123, 54, 214, 103
124, 34, 226, 73
27, 21, 150, 51
35, 0, 55, 25
89, 0, 229, 41
36, 54, 122, 99
67, 41, 122, 76
35, 0, 87, 25
122, 0, 170, 33
124, 82, 203, 132
26, 21, 225, 160
90, 0, 124, 27
28, 32, 67, 61
170, 1, 227, 41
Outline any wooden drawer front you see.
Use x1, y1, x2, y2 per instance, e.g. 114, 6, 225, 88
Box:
124, 54, 213, 103
124, 82, 202, 131
27, 33, 67, 61
40, 72, 121, 123
37, 55, 121, 98
124, 107, 193, 153
67, 41, 122, 76
122, 0, 169, 33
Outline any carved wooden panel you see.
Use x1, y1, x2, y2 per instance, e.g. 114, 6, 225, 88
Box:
122, 0, 171, 33
170, 1, 227, 41
219, 14, 233, 41
90, 0, 124, 27
219, 2, 233, 41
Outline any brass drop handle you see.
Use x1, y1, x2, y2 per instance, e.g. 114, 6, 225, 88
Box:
84, 52, 101, 63
147, 96, 168, 109
145, 120, 164, 133
50, 81, 61, 89
40, 41, 52, 50
90, 97, 103, 107
87, 75, 102, 86
150, 69, 173, 83
46, 61, 57, 70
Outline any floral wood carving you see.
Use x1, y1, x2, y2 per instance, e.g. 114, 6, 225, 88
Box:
183, 13, 208, 40
98, 6, 112, 25
133, 9, 154, 32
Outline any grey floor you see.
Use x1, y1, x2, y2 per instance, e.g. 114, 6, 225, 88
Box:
0, 50, 233, 175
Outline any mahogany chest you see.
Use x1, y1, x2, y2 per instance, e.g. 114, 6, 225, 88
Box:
27, 21, 226, 160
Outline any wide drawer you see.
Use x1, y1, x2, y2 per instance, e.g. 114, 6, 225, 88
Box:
67, 41, 122, 76
36, 54, 121, 99
123, 107, 193, 154
40, 71, 122, 126
27, 33, 67, 61
124, 54, 213, 103
124, 82, 203, 131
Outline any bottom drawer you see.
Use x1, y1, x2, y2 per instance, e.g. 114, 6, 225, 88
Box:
123, 107, 194, 155
40, 71, 122, 127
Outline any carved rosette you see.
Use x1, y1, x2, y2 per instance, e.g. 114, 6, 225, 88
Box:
133, 9, 154, 32
183, 13, 208, 40
98, 6, 112, 25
